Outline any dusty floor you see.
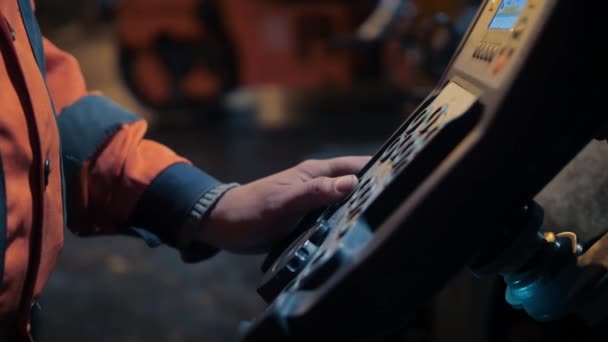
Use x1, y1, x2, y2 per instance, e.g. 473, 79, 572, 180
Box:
33, 17, 608, 342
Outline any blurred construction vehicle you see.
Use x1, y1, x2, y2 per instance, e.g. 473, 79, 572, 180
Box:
37, 0, 480, 115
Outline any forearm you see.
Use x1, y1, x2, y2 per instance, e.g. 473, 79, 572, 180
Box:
60, 102, 231, 261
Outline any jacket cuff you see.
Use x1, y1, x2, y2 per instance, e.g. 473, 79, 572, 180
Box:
127, 162, 225, 261
177, 182, 240, 263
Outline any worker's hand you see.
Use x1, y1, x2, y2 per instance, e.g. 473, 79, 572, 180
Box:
201, 156, 370, 254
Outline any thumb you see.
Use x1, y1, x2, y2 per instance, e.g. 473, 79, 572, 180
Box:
283, 175, 359, 213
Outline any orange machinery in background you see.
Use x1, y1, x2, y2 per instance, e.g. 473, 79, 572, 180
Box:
115, 0, 474, 112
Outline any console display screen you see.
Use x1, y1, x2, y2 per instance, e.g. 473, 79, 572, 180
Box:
489, 0, 528, 30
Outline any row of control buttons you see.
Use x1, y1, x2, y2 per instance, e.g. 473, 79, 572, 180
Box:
257, 221, 330, 302
473, 43, 499, 62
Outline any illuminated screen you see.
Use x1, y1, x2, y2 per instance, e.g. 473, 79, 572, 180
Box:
489, 0, 528, 30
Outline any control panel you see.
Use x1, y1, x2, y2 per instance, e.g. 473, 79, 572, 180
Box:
257, 82, 479, 303
239, 1, 601, 340
454, 0, 547, 87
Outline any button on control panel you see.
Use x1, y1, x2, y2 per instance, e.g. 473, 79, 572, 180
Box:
473, 42, 500, 62
512, 17, 528, 39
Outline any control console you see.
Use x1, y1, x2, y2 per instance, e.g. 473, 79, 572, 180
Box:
239, 1, 602, 340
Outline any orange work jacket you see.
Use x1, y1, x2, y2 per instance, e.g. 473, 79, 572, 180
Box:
0, 1, 221, 340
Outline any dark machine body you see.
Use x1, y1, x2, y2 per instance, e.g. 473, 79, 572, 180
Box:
239, 0, 603, 340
